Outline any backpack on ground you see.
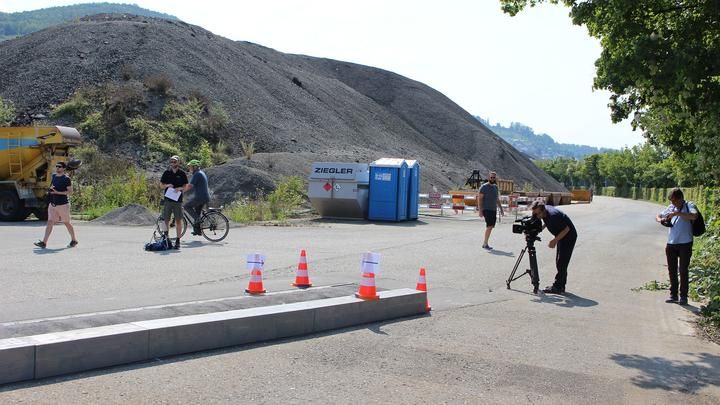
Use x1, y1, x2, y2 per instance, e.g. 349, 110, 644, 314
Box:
687, 202, 706, 237
144, 234, 171, 251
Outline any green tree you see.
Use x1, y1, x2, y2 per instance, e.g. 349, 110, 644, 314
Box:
500, 0, 720, 186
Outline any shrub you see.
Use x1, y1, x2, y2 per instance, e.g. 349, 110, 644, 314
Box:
144, 74, 173, 94
268, 176, 305, 219
119, 64, 137, 81
52, 93, 92, 120
226, 197, 271, 223
78, 112, 106, 140
240, 139, 255, 160
0, 96, 16, 126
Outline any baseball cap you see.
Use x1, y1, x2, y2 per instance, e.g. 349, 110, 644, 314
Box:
170, 155, 180, 162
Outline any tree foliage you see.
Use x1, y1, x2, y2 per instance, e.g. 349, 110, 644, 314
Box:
0, 96, 15, 126
536, 143, 680, 189
501, 0, 720, 185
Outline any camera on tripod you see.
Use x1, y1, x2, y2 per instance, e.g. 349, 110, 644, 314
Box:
512, 215, 543, 236
507, 215, 543, 293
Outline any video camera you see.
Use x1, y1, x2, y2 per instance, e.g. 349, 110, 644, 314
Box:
512, 215, 543, 236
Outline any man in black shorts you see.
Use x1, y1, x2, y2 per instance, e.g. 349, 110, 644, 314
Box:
478, 171, 504, 250
160, 155, 188, 249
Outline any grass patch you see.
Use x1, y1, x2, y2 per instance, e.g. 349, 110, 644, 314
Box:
226, 177, 306, 224
631, 280, 670, 292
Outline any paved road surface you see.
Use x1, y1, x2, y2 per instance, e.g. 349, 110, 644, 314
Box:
1, 196, 719, 403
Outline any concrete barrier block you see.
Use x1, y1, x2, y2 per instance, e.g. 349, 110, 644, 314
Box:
140, 303, 317, 358
313, 289, 426, 332
0, 337, 35, 385
33, 324, 149, 379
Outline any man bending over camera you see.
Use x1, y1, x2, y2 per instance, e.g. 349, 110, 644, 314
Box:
530, 200, 578, 294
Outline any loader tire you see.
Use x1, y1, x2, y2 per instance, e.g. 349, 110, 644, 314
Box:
0, 190, 29, 221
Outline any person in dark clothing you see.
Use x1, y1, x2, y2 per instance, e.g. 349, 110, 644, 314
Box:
478, 171, 504, 250
656, 188, 697, 305
184, 159, 210, 235
530, 200, 578, 294
160, 155, 188, 249
33, 161, 78, 249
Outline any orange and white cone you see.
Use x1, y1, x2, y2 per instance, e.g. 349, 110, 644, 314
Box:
416, 267, 431, 312
292, 249, 312, 288
355, 252, 380, 300
245, 253, 266, 294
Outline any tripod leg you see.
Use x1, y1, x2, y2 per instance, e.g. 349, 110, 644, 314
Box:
528, 246, 540, 294
506, 247, 527, 288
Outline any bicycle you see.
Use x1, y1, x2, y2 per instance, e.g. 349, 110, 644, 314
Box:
153, 205, 230, 242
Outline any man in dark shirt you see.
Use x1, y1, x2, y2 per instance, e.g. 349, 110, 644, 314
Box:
530, 200, 578, 294
478, 171, 504, 250
160, 155, 188, 249
34, 161, 78, 249
184, 159, 210, 235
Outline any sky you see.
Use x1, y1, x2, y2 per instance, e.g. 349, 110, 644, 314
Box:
1, 0, 646, 149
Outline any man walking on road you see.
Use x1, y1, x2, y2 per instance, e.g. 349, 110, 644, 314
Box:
531, 200, 577, 294
33, 161, 78, 249
184, 159, 210, 235
160, 155, 188, 249
478, 171, 504, 250
656, 187, 697, 305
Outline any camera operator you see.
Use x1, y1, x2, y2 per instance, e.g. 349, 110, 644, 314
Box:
656, 188, 697, 305
530, 200, 577, 294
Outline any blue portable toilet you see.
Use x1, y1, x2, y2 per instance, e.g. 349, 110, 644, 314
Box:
368, 158, 409, 221
406, 160, 420, 220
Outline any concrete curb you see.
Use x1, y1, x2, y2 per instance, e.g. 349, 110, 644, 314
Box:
0, 289, 426, 385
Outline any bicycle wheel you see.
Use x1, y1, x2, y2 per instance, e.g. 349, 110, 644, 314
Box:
200, 211, 229, 242
154, 215, 188, 240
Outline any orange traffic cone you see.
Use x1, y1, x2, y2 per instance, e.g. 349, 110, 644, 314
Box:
356, 252, 380, 300
245, 254, 266, 294
292, 249, 312, 288
416, 267, 431, 312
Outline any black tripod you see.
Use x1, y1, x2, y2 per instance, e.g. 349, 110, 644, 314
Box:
506, 233, 541, 293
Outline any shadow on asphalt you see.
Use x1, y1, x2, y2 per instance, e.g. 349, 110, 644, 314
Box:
533, 292, 599, 308
0, 313, 431, 391
610, 352, 720, 392
487, 249, 514, 257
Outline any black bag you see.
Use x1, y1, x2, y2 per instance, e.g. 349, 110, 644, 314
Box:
145, 235, 171, 251
689, 202, 706, 237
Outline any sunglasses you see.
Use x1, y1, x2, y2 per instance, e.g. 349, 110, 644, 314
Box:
55, 165, 64, 168
170, 160, 178, 164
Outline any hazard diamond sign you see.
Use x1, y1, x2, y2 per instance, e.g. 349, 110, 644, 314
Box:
323, 182, 332, 192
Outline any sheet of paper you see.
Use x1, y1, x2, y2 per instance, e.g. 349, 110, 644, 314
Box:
164, 187, 182, 201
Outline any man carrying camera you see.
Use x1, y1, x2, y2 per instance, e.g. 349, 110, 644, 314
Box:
656, 188, 697, 305
530, 200, 577, 294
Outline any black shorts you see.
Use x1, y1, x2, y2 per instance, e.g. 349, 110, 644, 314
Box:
483, 210, 497, 227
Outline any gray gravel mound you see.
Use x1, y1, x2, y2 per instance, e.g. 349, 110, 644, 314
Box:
0, 13, 565, 200
92, 203, 158, 226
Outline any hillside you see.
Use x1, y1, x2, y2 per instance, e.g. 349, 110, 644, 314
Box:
476, 117, 614, 160
0, 13, 565, 202
0, 3, 176, 41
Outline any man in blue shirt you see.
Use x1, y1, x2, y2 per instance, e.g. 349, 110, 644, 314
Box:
184, 159, 210, 235
530, 200, 578, 294
656, 188, 697, 305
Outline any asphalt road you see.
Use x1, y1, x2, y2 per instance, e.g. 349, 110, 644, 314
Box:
1, 196, 719, 403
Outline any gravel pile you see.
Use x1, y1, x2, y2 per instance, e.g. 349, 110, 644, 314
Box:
92, 203, 158, 226
0, 13, 565, 199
